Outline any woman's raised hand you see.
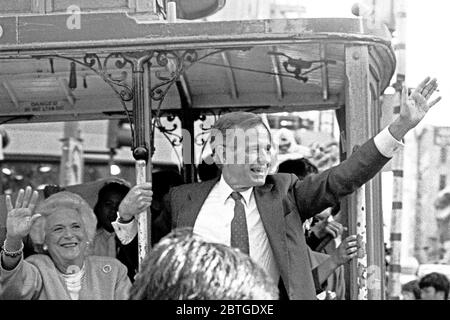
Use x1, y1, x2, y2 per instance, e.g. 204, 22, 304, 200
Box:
5, 186, 40, 240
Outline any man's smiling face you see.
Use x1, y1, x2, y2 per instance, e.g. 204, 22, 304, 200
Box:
220, 124, 272, 191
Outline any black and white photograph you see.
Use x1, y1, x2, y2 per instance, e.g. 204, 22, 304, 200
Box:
0, 0, 449, 309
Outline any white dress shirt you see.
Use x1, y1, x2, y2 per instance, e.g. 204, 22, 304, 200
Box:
373, 126, 403, 158
193, 176, 280, 283
113, 125, 403, 281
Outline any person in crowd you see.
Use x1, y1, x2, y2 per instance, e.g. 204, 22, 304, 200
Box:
129, 228, 278, 300
309, 235, 358, 300
0, 187, 131, 299
309, 141, 340, 171
306, 205, 343, 253
277, 157, 351, 299
274, 128, 312, 165
90, 172, 183, 280
91, 178, 139, 281
115, 77, 441, 300
277, 157, 318, 180
418, 272, 450, 300
401, 280, 421, 300
277, 158, 344, 253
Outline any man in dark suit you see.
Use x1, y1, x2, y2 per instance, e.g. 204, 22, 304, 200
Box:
114, 77, 441, 299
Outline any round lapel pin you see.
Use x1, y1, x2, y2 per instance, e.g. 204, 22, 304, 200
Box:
102, 265, 112, 274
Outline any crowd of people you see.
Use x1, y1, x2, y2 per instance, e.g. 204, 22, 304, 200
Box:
0, 77, 447, 300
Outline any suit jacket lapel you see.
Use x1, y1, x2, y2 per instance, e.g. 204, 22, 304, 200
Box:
177, 178, 219, 228
254, 183, 288, 282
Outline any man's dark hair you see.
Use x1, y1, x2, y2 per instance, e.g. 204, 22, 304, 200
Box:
129, 228, 278, 300
419, 272, 450, 299
277, 158, 318, 180
402, 280, 421, 299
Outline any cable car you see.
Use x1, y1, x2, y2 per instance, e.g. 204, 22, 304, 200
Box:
0, 0, 397, 299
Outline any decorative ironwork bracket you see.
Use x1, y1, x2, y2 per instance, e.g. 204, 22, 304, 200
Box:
38, 48, 218, 113
268, 51, 336, 83
194, 110, 218, 150
35, 48, 233, 165
36, 53, 136, 125
148, 49, 228, 163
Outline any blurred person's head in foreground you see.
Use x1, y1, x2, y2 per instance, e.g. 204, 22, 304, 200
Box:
419, 272, 450, 300
401, 280, 421, 300
129, 228, 279, 300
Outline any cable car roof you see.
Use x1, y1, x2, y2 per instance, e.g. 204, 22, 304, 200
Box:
0, 14, 396, 124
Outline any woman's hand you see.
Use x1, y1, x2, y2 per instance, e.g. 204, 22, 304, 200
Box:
331, 235, 359, 266
5, 186, 40, 241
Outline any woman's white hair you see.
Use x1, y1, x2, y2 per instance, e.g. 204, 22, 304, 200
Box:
29, 191, 97, 246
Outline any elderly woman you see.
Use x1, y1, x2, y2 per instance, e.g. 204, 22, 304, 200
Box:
0, 187, 131, 300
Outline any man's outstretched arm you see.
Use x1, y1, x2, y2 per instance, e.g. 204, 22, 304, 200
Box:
295, 77, 441, 218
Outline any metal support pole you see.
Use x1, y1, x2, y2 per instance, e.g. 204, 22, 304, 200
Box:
388, 0, 407, 299
345, 45, 384, 299
135, 159, 149, 267
388, 102, 404, 298
356, 185, 368, 300
414, 129, 426, 263
123, 52, 153, 269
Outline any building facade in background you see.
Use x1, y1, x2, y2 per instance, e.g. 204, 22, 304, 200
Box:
402, 125, 450, 264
